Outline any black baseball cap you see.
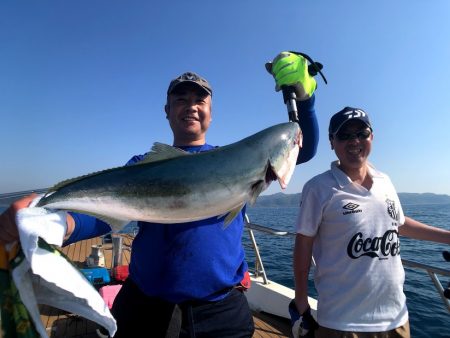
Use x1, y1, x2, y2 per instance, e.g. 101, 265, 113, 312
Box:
167, 71, 212, 96
329, 106, 372, 134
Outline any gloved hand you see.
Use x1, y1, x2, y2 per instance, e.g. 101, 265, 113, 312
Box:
266, 52, 317, 101
289, 299, 318, 337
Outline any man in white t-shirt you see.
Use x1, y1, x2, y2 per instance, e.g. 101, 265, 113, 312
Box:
291, 107, 450, 338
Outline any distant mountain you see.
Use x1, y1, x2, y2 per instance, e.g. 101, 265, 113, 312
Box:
0, 189, 47, 208
252, 192, 301, 208
251, 192, 450, 208
396, 193, 450, 205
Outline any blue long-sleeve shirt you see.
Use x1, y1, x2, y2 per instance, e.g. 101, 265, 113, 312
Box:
64, 95, 319, 302
296, 94, 318, 164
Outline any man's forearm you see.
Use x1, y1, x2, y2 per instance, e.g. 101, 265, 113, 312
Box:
64, 213, 75, 241
296, 95, 318, 164
400, 216, 450, 244
293, 233, 315, 313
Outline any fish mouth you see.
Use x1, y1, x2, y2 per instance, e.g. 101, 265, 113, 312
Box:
265, 166, 278, 185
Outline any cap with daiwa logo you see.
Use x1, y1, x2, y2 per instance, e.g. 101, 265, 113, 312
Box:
329, 107, 372, 134
167, 71, 212, 96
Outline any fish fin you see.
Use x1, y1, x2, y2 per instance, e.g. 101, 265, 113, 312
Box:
221, 204, 245, 228
95, 215, 130, 233
71, 210, 130, 232
46, 144, 188, 193
47, 166, 126, 193
139, 143, 190, 164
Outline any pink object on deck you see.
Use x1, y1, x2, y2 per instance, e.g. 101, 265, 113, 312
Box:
99, 284, 122, 309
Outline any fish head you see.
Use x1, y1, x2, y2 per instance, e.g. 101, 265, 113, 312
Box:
267, 122, 302, 189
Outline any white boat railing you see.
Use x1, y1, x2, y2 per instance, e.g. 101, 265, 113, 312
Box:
244, 214, 450, 314
2, 192, 449, 313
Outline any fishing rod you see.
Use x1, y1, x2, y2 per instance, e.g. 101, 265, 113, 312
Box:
265, 51, 327, 122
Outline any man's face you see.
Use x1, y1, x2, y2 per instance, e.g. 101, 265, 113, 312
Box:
165, 84, 212, 146
330, 120, 373, 172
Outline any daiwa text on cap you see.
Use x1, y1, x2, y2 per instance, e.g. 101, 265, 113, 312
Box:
329, 107, 372, 134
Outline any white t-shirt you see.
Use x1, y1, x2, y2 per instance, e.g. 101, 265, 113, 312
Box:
296, 161, 408, 332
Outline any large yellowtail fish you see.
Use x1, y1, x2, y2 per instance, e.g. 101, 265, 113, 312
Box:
36, 122, 301, 231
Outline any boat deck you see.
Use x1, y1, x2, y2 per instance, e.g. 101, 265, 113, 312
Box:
39, 235, 291, 337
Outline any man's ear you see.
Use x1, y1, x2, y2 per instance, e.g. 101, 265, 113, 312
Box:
164, 104, 169, 119
329, 134, 334, 150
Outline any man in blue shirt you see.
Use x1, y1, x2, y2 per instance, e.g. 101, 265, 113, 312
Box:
1, 53, 320, 337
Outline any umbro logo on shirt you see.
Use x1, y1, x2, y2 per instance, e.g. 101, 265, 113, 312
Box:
342, 202, 362, 215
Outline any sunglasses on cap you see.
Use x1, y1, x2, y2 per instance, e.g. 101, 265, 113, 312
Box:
334, 129, 372, 141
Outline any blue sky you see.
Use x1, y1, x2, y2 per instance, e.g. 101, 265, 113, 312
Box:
1, 1, 449, 196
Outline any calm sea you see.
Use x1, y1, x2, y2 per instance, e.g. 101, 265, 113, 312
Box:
1, 199, 449, 337
245, 205, 450, 338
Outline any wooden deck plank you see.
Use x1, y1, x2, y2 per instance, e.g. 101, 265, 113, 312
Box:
103, 243, 113, 270
73, 240, 82, 265
39, 305, 62, 336
61, 241, 74, 265
253, 311, 290, 337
